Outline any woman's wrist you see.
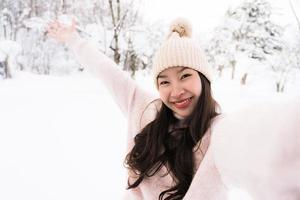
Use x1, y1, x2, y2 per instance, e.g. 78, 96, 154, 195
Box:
65, 32, 83, 50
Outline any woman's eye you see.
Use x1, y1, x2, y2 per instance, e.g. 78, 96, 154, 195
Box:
181, 74, 191, 79
160, 81, 169, 86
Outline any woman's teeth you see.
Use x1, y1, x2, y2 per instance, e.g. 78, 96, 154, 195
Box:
173, 97, 192, 109
175, 98, 190, 105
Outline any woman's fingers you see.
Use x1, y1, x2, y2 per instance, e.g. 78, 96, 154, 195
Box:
56, 21, 62, 29
46, 32, 58, 40
47, 21, 58, 32
47, 23, 62, 34
46, 18, 76, 42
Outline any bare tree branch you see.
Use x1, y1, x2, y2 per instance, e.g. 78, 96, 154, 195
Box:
108, 0, 116, 27
289, 0, 300, 31
117, 0, 120, 22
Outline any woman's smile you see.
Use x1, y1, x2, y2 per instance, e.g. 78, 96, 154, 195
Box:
172, 97, 193, 109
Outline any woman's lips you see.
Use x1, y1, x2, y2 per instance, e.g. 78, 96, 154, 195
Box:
173, 97, 192, 109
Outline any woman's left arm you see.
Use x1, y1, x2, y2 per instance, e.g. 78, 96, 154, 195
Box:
211, 96, 300, 200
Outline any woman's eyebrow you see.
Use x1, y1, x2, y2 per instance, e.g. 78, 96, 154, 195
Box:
157, 74, 167, 79
157, 67, 189, 79
178, 67, 189, 73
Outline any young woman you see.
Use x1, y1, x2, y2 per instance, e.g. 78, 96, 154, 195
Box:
47, 17, 227, 199
47, 18, 300, 200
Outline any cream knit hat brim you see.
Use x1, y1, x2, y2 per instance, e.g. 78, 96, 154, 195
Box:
152, 18, 212, 88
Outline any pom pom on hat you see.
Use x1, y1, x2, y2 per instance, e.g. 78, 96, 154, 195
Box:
168, 18, 192, 38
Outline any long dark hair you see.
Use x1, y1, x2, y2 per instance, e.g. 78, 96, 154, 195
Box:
125, 73, 219, 200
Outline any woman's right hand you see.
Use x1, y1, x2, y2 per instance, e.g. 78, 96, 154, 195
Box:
46, 18, 77, 43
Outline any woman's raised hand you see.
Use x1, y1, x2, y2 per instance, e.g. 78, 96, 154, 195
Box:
46, 18, 76, 43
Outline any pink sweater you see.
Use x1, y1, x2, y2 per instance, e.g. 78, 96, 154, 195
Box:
66, 33, 300, 200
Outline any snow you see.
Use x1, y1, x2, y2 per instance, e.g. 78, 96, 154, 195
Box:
23, 17, 49, 33
1, 69, 299, 200
0, 72, 127, 199
0, 40, 21, 56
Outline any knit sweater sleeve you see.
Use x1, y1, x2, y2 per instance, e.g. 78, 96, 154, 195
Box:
65, 33, 156, 118
211, 96, 300, 200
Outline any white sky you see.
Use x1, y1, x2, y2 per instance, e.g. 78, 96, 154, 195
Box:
141, 0, 299, 40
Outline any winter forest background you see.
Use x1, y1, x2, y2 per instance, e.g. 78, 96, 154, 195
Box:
1, 0, 300, 92
0, 0, 300, 199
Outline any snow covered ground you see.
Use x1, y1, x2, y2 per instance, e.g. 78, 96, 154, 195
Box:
0, 72, 127, 199
0, 70, 299, 200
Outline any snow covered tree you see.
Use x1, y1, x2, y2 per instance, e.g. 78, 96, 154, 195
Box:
0, 40, 22, 79
206, 0, 286, 87
0, 0, 31, 40
0, 54, 11, 79
227, 0, 284, 60
123, 20, 165, 76
230, 0, 286, 86
267, 43, 298, 92
205, 25, 237, 79
85, 0, 164, 74
295, 40, 300, 69
0, 0, 164, 77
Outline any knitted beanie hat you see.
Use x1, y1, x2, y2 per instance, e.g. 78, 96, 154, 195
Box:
152, 18, 212, 88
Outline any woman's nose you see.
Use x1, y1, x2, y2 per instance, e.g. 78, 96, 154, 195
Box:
171, 84, 185, 99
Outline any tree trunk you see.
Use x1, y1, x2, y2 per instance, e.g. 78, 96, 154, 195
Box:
230, 60, 236, 80
231, 64, 235, 80
218, 65, 223, 77
113, 34, 120, 64
3, 25, 7, 39
241, 73, 248, 85
108, 0, 121, 64
276, 82, 285, 93
62, 0, 67, 14
4, 56, 12, 79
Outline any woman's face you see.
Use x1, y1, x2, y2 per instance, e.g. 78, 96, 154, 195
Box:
157, 67, 202, 119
